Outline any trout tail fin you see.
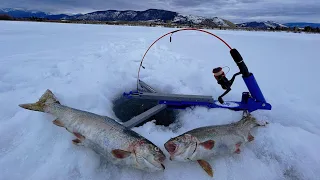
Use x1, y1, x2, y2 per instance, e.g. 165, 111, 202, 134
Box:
19, 89, 60, 112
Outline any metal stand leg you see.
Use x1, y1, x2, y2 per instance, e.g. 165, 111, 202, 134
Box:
123, 80, 168, 128
123, 104, 167, 128
139, 80, 157, 93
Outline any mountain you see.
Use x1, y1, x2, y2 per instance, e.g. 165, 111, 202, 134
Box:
0, 8, 234, 28
0, 8, 69, 19
236, 21, 288, 29
284, 22, 320, 28
68, 9, 233, 28
172, 13, 231, 27
71, 9, 177, 22
0, 8, 47, 18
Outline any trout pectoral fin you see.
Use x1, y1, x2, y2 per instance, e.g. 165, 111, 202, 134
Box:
53, 119, 64, 127
199, 140, 215, 150
248, 133, 254, 142
112, 149, 131, 159
73, 132, 85, 141
197, 159, 213, 177
72, 139, 83, 145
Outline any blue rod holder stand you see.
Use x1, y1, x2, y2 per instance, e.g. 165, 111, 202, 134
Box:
229, 48, 271, 112
238, 88, 271, 113
243, 73, 266, 103
122, 48, 272, 113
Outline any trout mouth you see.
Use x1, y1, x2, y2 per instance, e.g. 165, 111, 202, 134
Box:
157, 155, 166, 170
158, 155, 166, 162
141, 156, 165, 171
164, 142, 177, 155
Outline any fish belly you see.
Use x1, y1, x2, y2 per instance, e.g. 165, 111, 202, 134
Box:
192, 133, 244, 160
49, 104, 138, 165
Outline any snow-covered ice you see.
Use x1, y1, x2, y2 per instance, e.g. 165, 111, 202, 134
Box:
0, 21, 320, 180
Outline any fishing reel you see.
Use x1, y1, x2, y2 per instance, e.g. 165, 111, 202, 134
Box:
212, 67, 241, 104
212, 48, 252, 104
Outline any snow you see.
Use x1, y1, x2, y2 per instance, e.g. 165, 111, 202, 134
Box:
264, 21, 288, 28
173, 14, 229, 27
118, 11, 137, 19
212, 17, 228, 27
238, 21, 288, 29
0, 8, 22, 12
180, 14, 205, 24
1, 20, 320, 180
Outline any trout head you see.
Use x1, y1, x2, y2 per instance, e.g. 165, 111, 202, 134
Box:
164, 134, 198, 161
238, 113, 268, 130
131, 140, 166, 172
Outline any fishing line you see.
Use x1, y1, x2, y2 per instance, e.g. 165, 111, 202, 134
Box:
222, 66, 230, 75
137, 28, 233, 91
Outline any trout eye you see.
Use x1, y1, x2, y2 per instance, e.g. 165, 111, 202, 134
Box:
154, 147, 159, 152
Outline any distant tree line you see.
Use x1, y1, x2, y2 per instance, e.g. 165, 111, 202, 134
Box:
268, 26, 320, 33
302, 26, 320, 33
0, 14, 13, 20
0, 14, 50, 21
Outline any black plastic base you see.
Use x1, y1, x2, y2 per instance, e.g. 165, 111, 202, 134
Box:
112, 92, 177, 127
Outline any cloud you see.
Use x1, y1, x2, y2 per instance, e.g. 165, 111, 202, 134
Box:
1, 0, 319, 23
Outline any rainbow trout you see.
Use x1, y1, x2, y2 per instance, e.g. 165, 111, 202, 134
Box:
19, 89, 166, 172
164, 113, 268, 177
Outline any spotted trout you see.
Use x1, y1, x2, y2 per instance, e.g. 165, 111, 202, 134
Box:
164, 113, 268, 177
19, 89, 166, 172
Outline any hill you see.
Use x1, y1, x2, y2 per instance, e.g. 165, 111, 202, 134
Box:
0, 8, 235, 28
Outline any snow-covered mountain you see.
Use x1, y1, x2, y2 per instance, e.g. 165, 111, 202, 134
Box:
0, 8, 234, 28
237, 21, 288, 29
71, 9, 177, 22
284, 22, 320, 28
70, 9, 232, 27
0, 8, 48, 18
0, 8, 69, 20
173, 13, 229, 27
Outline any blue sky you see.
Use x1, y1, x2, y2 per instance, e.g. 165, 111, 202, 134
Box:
1, 0, 319, 23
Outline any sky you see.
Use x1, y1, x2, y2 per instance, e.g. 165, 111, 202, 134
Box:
1, 0, 319, 23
